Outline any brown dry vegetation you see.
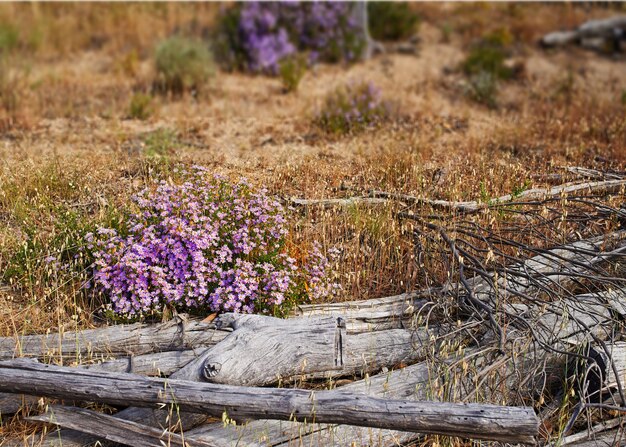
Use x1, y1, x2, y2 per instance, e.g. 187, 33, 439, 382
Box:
0, 2, 625, 445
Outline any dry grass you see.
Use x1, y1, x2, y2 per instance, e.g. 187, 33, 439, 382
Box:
0, 2, 625, 445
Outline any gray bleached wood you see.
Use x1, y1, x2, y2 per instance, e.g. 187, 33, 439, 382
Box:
27, 405, 216, 447
199, 313, 431, 385
374, 179, 626, 213
541, 16, 626, 47
0, 359, 539, 443
0, 314, 225, 361
0, 349, 199, 416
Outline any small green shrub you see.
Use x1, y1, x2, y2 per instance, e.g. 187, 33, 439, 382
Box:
154, 36, 215, 94
464, 71, 499, 109
462, 29, 514, 81
367, 2, 420, 42
142, 128, 179, 158
621, 90, 626, 106
129, 92, 153, 120
315, 81, 390, 135
0, 23, 19, 54
278, 54, 307, 93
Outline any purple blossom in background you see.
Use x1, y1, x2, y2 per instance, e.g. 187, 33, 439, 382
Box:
87, 167, 339, 317
219, 1, 366, 74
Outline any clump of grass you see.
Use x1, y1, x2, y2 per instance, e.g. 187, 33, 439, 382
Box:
142, 127, 179, 158
0, 161, 124, 296
314, 81, 391, 135
367, 2, 420, 41
278, 54, 307, 93
154, 36, 215, 95
128, 92, 153, 120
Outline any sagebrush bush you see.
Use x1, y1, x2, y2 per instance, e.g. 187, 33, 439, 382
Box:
462, 29, 514, 80
278, 54, 307, 93
154, 36, 214, 94
315, 81, 390, 134
87, 166, 339, 318
214, 2, 365, 74
367, 2, 420, 42
464, 71, 499, 109
129, 92, 153, 120
461, 28, 516, 108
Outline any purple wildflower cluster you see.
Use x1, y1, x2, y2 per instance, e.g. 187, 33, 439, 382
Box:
86, 166, 338, 317
220, 1, 365, 74
315, 81, 391, 134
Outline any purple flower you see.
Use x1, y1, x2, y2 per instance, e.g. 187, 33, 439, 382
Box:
223, 1, 365, 74
88, 166, 339, 317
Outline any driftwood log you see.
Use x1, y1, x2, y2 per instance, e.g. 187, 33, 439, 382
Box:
0, 359, 539, 443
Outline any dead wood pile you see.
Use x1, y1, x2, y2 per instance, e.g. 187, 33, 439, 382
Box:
1, 170, 625, 446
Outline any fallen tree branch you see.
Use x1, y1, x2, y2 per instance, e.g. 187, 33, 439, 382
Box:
377, 179, 626, 214
0, 359, 539, 443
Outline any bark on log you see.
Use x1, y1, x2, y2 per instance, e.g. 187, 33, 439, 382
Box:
208, 290, 624, 447
0, 349, 200, 416
294, 290, 435, 333
186, 357, 444, 447
0, 359, 539, 443
198, 313, 431, 386
27, 405, 215, 447
0, 314, 225, 361
35, 312, 436, 446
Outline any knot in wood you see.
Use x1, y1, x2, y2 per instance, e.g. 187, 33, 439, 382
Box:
203, 362, 222, 380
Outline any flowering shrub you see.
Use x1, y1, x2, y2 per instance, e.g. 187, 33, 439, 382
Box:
214, 1, 365, 74
86, 167, 338, 318
314, 81, 391, 135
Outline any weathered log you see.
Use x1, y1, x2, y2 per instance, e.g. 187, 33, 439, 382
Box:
294, 290, 435, 333
198, 313, 431, 386
186, 356, 444, 446
195, 290, 624, 447
560, 428, 626, 447
557, 417, 624, 446
288, 196, 390, 208
0, 359, 539, 443
465, 232, 626, 306
541, 16, 626, 48
0, 314, 226, 361
35, 312, 436, 446
27, 405, 215, 447
0, 349, 201, 416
